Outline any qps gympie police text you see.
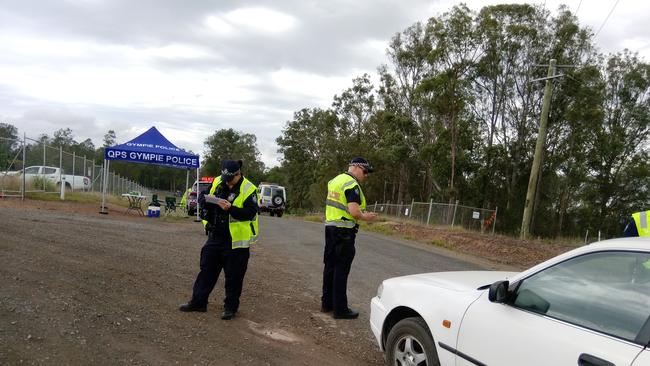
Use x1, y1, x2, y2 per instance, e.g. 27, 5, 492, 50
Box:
106, 150, 198, 167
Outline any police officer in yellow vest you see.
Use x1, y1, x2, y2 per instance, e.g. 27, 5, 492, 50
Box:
322, 157, 377, 319
623, 210, 650, 237
180, 160, 259, 320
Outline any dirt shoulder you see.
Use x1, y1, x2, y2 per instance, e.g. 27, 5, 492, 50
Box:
365, 221, 576, 270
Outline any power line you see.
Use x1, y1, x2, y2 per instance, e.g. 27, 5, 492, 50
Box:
575, 0, 583, 15
595, 0, 621, 37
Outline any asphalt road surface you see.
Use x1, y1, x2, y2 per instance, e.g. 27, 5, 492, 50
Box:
261, 216, 485, 315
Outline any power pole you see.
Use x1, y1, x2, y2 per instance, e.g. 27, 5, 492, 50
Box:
520, 59, 557, 239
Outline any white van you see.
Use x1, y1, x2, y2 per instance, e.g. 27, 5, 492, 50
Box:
257, 182, 286, 217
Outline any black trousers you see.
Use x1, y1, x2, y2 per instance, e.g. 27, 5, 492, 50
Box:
321, 226, 356, 313
191, 236, 250, 312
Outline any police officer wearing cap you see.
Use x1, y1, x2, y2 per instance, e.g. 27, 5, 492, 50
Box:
179, 159, 259, 320
322, 157, 378, 319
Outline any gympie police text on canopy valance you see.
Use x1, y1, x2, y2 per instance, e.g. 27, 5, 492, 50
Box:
104, 126, 199, 168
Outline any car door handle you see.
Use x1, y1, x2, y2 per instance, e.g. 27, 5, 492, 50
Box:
578, 353, 615, 366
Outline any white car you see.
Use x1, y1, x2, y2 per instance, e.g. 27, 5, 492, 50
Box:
257, 182, 286, 217
370, 238, 650, 366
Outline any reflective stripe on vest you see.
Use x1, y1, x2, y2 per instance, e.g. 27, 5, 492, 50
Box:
633, 211, 650, 237
203, 176, 259, 249
325, 173, 366, 228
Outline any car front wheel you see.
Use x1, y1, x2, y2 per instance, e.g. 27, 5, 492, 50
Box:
385, 317, 439, 366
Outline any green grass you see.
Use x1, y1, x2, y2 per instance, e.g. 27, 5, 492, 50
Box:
359, 221, 398, 236
24, 191, 131, 208
429, 238, 452, 249
539, 235, 586, 247
303, 215, 324, 223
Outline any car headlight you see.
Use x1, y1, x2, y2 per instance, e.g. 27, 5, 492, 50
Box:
377, 282, 384, 299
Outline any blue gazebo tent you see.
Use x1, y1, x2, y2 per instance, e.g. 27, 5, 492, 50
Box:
101, 126, 200, 216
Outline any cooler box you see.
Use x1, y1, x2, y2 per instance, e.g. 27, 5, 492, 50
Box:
147, 206, 161, 218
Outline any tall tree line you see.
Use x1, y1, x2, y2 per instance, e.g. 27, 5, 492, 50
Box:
273, 4, 650, 238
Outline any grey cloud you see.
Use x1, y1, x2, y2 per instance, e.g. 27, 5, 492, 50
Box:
1, 0, 428, 75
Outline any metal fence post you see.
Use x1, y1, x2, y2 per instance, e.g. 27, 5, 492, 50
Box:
22, 133, 26, 201
492, 207, 498, 235
451, 200, 459, 227
426, 199, 433, 225
409, 198, 414, 218
41, 142, 45, 191
59, 146, 65, 200
72, 152, 76, 191
83, 156, 87, 191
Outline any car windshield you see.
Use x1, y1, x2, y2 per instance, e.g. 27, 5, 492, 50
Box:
192, 182, 213, 193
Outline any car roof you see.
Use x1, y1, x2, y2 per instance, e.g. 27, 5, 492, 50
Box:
511, 237, 650, 282
583, 237, 650, 251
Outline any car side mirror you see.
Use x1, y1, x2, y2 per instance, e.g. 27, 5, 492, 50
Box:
488, 280, 510, 303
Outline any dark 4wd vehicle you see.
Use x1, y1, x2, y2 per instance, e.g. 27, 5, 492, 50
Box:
187, 178, 214, 216
258, 183, 286, 217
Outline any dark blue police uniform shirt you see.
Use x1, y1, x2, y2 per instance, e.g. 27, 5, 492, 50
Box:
343, 173, 361, 204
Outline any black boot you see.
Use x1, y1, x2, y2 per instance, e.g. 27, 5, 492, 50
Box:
221, 309, 236, 320
333, 308, 359, 319
179, 302, 207, 312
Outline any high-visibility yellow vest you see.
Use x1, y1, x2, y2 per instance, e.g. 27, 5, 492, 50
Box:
632, 210, 650, 237
179, 187, 190, 208
202, 176, 259, 249
325, 173, 366, 228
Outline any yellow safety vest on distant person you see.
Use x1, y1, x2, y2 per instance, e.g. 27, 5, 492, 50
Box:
201, 177, 259, 249
325, 173, 366, 228
179, 187, 190, 208
632, 210, 650, 237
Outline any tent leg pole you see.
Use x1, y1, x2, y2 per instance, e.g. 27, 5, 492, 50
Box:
194, 167, 201, 222
100, 159, 109, 214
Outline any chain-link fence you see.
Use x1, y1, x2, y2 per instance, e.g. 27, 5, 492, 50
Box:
1, 134, 151, 200
0, 136, 22, 197
368, 200, 497, 234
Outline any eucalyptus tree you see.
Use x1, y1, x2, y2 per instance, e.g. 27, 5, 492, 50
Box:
332, 74, 376, 142
579, 51, 650, 236
277, 108, 343, 210
380, 22, 438, 201
532, 6, 599, 236
103, 130, 116, 148
472, 4, 540, 210
203, 128, 265, 184
0, 122, 19, 170
417, 4, 482, 202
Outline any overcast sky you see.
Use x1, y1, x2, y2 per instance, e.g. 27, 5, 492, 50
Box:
1, 0, 648, 168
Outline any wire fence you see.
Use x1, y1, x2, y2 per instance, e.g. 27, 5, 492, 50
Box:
0, 134, 151, 200
367, 200, 497, 234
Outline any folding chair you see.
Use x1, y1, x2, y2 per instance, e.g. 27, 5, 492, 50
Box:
151, 194, 161, 207
164, 196, 177, 215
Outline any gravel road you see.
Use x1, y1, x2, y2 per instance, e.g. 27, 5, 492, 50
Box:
0, 200, 484, 365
